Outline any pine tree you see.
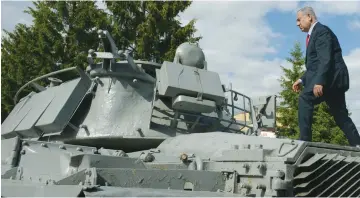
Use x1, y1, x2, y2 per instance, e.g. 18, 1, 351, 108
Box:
277, 42, 305, 139
104, 1, 201, 63
1, 24, 40, 122
277, 42, 349, 145
25, 1, 109, 71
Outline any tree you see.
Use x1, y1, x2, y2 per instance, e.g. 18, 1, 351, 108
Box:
24, 1, 109, 72
277, 41, 348, 146
1, 1, 201, 122
1, 24, 40, 122
104, 1, 201, 63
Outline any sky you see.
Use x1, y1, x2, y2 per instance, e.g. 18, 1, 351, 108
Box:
1, 1, 360, 130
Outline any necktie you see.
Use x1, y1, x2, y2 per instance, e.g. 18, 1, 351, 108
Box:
306, 34, 310, 48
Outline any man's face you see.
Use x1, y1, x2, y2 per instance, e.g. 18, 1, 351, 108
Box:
296, 12, 312, 32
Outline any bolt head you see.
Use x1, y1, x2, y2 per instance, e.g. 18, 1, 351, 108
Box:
144, 153, 154, 162
276, 170, 285, 178
180, 153, 188, 161
140, 152, 154, 162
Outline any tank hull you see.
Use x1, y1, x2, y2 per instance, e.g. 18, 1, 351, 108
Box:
2, 132, 360, 197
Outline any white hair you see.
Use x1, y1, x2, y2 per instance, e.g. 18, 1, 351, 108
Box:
298, 6, 317, 20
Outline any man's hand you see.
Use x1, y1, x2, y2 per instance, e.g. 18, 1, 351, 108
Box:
292, 79, 302, 92
313, 84, 323, 97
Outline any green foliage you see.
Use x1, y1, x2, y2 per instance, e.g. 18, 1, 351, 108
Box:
24, 1, 109, 71
105, 1, 201, 63
1, 1, 200, 122
277, 42, 349, 145
1, 24, 41, 120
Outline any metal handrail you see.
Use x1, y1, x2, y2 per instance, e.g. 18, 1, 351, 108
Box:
13, 67, 83, 105
152, 90, 256, 134
227, 89, 254, 126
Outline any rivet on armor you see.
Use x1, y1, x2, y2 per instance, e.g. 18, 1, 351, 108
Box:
276, 170, 285, 178
257, 163, 266, 170
92, 148, 98, 154
256, 184, 266, 190
140, 152, 154, 162
180, 153, 188, 162
241, 183, 251, 189
243, 163, 250, 169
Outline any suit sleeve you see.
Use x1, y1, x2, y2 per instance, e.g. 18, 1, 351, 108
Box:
300, 72, 306, 85
314, 30, 333, 86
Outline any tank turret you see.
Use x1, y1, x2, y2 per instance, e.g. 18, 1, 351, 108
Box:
2, 30, 359, 197
2, 30, 260, 152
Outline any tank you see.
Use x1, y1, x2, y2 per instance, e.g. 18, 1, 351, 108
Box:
2, 30, 360, 197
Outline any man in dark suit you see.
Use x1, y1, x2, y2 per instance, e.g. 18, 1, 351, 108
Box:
292, 6, 360, 147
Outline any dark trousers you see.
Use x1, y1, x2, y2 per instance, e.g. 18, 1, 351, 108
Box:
298, 88, 360, 146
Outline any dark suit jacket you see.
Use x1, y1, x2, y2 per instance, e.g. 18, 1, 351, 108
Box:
300, 22, 350, 93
